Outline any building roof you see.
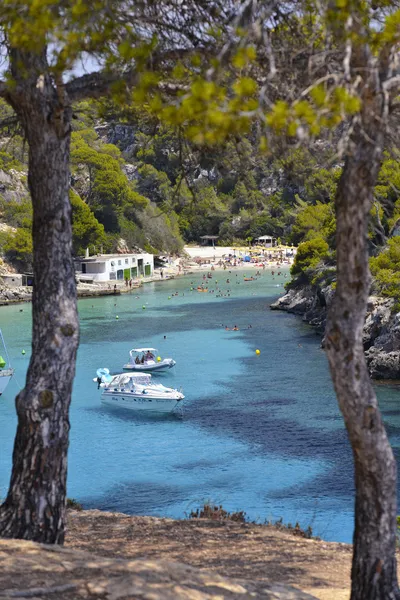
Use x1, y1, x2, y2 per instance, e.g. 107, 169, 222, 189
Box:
200, 235, 219, 240
80, 253, 152, 262
256, 235, 275, 240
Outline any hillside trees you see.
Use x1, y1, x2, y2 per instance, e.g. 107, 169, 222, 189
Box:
70, 190, 106, 256
71, 129, 183, 251
4, 227, 33, 271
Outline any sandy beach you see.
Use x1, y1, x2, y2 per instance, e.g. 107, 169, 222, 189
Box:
0, 245, 294, 306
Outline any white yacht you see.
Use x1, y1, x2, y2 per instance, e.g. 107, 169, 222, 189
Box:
0, 329, 14, 396
94, 368, 184, 414
123, 348, 176, 372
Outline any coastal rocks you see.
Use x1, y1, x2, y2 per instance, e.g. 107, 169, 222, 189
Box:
271, 286, 400, 379
270, 287, 314, 315
363, 296, 394, 349
0, 538, 317, 600
0, 284, 32, 305
270, 285, 332, 335
365, 348, 400, 380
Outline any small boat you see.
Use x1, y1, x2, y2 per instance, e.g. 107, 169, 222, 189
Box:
243, 277, 255, 282
123, 348, 176, 372
197, 287, 208, 292
94, 368, 184, 413
0, 329, 14, 396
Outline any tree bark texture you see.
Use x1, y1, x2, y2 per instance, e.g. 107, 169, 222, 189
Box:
325, 110, 400, 598
0, 50, 79, 544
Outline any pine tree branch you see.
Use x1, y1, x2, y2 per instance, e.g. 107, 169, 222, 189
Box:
66, 68, 187, 103
65, 70, 140, 102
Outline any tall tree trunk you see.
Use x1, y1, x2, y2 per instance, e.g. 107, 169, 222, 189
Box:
325, 121, 400, 599
0, 53, 79, 544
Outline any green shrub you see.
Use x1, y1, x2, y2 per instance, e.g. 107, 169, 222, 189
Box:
370, 238, 400, 305
70, 190, 106, 256
4, 228, 33, 271
188, 502, 246, 523
66, 498, 83, 511
291, 237, 330, 279
0, 151, 24, 172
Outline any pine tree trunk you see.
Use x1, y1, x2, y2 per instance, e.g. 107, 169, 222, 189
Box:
325, 124, 400, 599
0, 53, 79, 544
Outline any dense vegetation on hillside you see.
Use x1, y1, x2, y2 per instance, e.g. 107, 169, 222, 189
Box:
0, 97, 400, 304
286, 151, 400, 305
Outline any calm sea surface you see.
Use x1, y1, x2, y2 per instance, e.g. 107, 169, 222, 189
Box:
1, 270, 399, 543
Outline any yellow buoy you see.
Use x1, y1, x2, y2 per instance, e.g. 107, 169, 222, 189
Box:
142, 305, 146, 309
116, 315, 119, 319
157, 356, 161, 362
255, 349, 260, 355
21, 349, 26, 355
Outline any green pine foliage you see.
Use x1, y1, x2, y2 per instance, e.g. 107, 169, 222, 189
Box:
291, 238, 330, 279
4, 228, 33, 271
70, 126, 183, 252
0, 151, 24, 172
70, 190, 106, 256
370, 239, 400, 305
289, 202, 336, 246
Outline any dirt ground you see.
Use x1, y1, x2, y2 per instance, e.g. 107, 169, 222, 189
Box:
66, 510, 352, 600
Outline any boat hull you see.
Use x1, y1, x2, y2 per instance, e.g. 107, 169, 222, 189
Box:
122, 360, 175, 372
101, 391, 182, 413
0, 369, 14, 396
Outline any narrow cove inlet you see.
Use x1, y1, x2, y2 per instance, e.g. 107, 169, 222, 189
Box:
0, 270, 399, 543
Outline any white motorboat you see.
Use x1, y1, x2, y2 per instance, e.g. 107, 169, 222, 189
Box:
0, 329, 14, 396
94, 368, 184, 413
123, 348, 176, 372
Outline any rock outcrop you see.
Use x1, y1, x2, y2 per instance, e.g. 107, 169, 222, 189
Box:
0, 284, 32, 305
0, 168, 28, 203
0, 538, 316, 600
271, 286, 400, 380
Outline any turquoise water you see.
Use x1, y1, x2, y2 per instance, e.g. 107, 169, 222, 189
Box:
0, 270, 399, 543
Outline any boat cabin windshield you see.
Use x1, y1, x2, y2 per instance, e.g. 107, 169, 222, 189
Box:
130, 374, 151, 385
110, 373, 152, 387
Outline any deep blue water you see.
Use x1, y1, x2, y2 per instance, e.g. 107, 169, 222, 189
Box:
0, 269, 399, 543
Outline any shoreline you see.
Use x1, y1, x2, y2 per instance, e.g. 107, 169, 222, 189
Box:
0, 257, 292, 307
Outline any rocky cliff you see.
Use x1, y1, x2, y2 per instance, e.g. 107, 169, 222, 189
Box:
271, 285, 400, 380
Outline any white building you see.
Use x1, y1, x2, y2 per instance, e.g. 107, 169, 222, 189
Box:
78, 253, 154, 283
255, 236, 275, 247
1, 273, 34, 287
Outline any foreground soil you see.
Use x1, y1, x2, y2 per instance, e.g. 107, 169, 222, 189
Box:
66, 510, 352, 600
